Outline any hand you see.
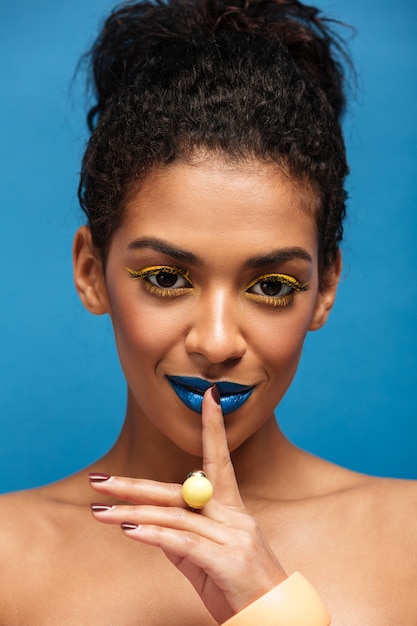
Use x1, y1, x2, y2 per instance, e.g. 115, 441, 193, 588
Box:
89, 387, 287, 624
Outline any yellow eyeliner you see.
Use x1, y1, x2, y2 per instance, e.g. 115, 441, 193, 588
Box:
245, 272, 309, 308
246, 273, 308, 292
246, 292, 294, 307
125, 266, 307, 307
125, 265, 194, 298
125, 265, 191, 281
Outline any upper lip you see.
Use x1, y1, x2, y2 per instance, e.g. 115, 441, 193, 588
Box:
167, 376, 254, 396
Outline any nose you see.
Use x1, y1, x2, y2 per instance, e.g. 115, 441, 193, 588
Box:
184, 288, 247, 365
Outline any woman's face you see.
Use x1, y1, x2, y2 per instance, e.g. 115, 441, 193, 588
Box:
76, 156, 339, 456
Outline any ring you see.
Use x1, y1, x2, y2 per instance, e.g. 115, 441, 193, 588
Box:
182, 470, 213, 509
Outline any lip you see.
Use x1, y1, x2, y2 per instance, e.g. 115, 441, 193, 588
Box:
167, 376, 255, 415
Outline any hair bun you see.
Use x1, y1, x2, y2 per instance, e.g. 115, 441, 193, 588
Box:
86, 0, 351, 129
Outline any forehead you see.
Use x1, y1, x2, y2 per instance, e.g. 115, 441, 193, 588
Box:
114, 157, 319, 263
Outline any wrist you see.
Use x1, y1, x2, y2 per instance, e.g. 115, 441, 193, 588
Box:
221, 572, 331, 625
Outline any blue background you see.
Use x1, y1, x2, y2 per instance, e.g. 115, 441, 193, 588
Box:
1, 0, 416, 493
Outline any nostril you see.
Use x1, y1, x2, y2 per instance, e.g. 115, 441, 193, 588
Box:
185, 338, 247, 365
184, 298, 247, 363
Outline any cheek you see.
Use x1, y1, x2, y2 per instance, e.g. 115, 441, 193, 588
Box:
107, 290, 186, 373
253, 304, 316, 382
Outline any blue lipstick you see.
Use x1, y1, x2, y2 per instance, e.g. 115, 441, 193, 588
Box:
167, 376, 254, 415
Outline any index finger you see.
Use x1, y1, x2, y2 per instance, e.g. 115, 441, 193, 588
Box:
201, 386, 244, 508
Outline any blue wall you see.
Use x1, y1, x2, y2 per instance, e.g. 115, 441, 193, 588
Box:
1, 0, 416, 493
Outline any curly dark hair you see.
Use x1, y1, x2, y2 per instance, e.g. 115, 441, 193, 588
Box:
79, 0, 351, 272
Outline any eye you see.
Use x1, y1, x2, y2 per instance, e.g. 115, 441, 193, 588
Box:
146, 269, 190, 289
249, 278, 293, 298
246, 273, 308, 308
125, 265, 193, 297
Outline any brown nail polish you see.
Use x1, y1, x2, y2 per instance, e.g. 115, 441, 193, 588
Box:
121, 522, 138, 530
89, 472, 111, 482
211, 385, 221, 405
91, 503, 113, 512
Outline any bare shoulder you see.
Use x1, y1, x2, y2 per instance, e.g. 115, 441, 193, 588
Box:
311, 451, 417, 517
361, 474, 417, 535
304, 466, 417, 623
0, 473, 91, 561
342, 472, 417, 516
0, 479, 79, 533
0, 481, 89, 623
330, 464, 417, 538
349, 475, 417, 613
371, 474, 417, 502
0, 488, 49, 549
331, 472, 417, 582
0, 486, 69, 570
0, 489, 50, 618
302, 454, 417, 559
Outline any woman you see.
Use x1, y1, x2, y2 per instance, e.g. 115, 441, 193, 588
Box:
0, 0, 415, 624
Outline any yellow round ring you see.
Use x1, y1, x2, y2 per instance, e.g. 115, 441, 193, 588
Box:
182, 470, 213, 509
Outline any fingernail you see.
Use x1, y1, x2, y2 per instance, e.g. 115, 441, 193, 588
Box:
121, 522, 139, 530
89, 472, 111, 482
211, 385, 221, 405
91, 503, 113, 512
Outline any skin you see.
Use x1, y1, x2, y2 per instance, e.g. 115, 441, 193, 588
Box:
0, 157, 416, 625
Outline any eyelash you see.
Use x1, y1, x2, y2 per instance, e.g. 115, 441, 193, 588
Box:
125, 265, 194, 298
245, 273, 309, 308
126, 266, 308, 307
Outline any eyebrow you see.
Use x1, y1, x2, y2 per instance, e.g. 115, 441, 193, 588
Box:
127, 237, 312, 267
244, 248, 313, 268
127, 237, 200, 264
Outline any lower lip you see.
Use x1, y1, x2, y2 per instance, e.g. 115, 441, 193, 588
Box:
167, 378, 254, 415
